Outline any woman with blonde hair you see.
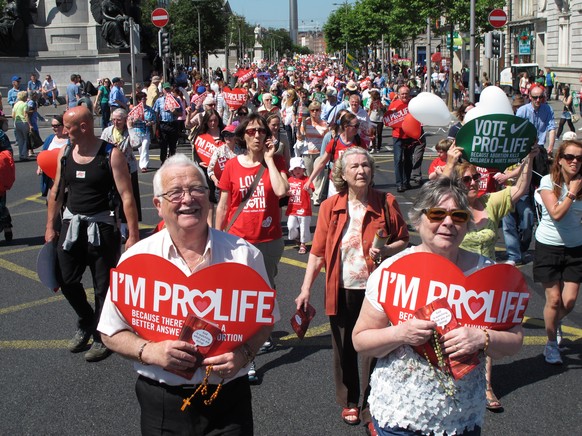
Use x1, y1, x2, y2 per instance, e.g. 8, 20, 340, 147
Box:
12, 91, 30, 161
281, 88, 298, 146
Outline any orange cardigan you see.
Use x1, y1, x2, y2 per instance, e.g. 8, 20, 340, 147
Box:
311, 188, 409, 316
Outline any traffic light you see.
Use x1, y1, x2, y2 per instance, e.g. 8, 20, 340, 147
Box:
491, 32, 501, 58
160, 30, 171, 56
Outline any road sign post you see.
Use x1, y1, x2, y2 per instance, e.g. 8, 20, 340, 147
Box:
488, 8, 507, 29
151, 8, 169, 28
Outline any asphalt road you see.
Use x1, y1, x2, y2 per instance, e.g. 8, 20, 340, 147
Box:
1, 106, 581, 435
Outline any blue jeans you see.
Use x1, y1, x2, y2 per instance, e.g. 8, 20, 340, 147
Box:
502, 195, 534, 263
393, 137, 414, 186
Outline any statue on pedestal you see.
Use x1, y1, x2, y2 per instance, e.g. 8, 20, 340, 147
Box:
254, 24, 263, 46
0, 0, 36, 56
91, 0, 140, 49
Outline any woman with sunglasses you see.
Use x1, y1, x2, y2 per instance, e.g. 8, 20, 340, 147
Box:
353, 177, 524, 436
38, 115, 68, 197
192, 109, 225, 226
444, 144, 536, 411
533, 139, 582, 365
296, 147, 409, 430
306, 112, 366, 199
216, 113, 289, 382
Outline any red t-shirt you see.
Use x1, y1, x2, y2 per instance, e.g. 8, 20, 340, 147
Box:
428, 156, 447, 175
324, 135, 366, 162
286, 176, 314, 217
218, 155, 287, 243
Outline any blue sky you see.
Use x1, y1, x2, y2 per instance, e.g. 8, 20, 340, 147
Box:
228, 0, 355, 31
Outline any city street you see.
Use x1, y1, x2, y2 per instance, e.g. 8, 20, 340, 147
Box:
1, 103, 581, 435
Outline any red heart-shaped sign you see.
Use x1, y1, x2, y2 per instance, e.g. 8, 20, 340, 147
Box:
223, 87, 248, 110
193, 133, 219, 166
383, 99, 408, 128
109, 254, 276, 357
375, 252, 529, 330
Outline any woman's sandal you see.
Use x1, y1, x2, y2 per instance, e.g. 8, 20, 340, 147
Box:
486, 388, 503, 412
298, 244, 307, 255
341, 407, 361, 426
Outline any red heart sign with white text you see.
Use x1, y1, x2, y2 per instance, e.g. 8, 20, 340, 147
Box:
108, 254, 276, 357
376, 252, 529, 330
223, 87, 247, 110
194, 133, 219, 166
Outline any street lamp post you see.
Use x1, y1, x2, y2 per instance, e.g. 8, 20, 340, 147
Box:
332, 1, 349, 67
193, 0, 207, 78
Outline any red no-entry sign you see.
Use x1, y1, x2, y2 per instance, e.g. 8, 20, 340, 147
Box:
488, 8, 507, 28
151, 8, 169, 28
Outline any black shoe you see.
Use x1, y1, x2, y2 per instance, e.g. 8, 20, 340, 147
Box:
84, 341, 112, 362
68, 328, 92, 353
397, 185, 406, 193
4, 226, 13, 242
258, 336, 275, 354
405, 183, 412, 190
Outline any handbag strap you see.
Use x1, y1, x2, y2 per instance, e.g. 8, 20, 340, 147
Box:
225, 163, 266, 232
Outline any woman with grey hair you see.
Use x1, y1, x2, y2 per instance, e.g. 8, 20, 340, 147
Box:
101, 107, 142, 234
296, 147, 409, 429
353, 177, 524, 436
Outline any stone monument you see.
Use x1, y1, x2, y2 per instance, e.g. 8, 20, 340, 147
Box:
253, 24, 264, 63
0, 0, 145, 93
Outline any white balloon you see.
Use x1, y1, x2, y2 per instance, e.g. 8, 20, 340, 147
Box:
408, 92, 451, 126
478, 86, 513, 115
463, 106, 486, 124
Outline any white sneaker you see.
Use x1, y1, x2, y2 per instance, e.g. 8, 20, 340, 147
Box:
543, 341, 563, 365
247, 361, 259, 383
504, 260, 516, 266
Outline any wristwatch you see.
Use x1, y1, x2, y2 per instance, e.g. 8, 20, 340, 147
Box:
566, 192, 576, 201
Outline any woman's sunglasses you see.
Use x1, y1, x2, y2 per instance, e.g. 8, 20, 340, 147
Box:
561, 154, 582, 162
245, 128, 267, 136
423, 208, 471, 224
462, 173, 481, 184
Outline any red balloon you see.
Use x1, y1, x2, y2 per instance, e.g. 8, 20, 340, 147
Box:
37, 149, 60, 180
402, 113, 422, 140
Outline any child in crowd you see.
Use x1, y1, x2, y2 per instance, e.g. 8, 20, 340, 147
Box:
428, 138, 453, 180
286, 157, 313, 254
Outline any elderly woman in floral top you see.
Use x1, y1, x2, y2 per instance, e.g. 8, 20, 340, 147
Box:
296, 148, 409, 430
353, 178, 524, 436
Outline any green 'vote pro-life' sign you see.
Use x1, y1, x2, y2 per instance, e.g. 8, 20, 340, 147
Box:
456, 114, 537, 170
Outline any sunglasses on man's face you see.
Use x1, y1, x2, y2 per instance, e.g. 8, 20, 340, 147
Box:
423, 208, 471, 224
531, 95, 543, 100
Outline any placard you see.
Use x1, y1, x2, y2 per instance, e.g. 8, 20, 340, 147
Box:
375, 252, 529, 330
456, 114, 536, 170
109, 255, 277, 357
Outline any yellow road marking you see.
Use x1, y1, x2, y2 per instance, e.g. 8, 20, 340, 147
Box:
0, 257, 43, 281
0, 245, 43, 256
0, 340, 69, 349
0, 295, 65, 315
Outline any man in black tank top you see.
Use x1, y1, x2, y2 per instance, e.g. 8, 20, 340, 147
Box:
45, 106, 140, 362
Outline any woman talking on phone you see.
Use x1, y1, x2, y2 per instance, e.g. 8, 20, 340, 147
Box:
534, 139, 582, 365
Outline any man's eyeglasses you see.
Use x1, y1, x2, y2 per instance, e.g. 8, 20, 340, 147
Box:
159, 186, 209, 203
423, 208, 471, 224
561, 154, 582, 162
245, 128, 267, 136
462, 173, 481, 184
531, 95, 543, 100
